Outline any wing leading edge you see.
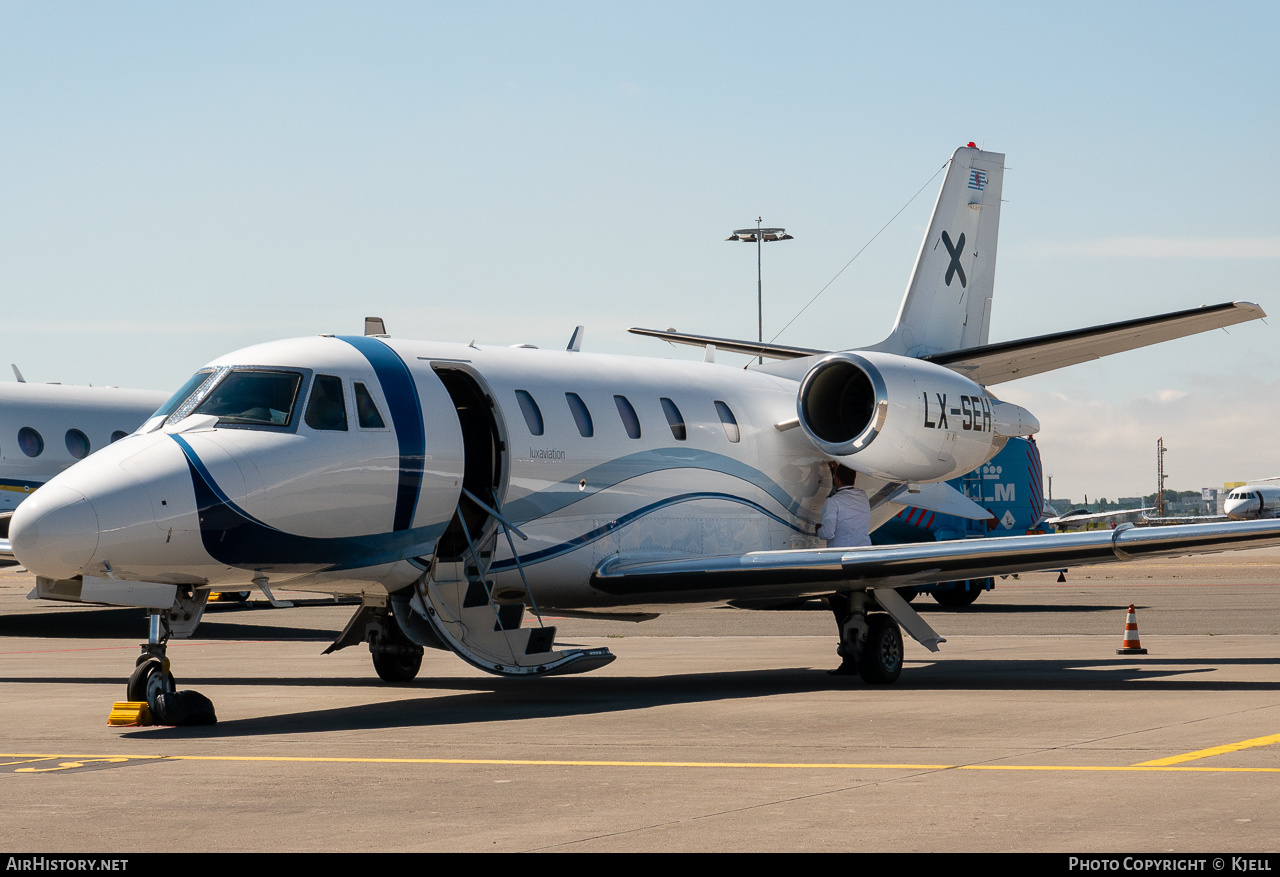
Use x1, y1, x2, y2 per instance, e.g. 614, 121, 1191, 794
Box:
591, 519, 1280, 604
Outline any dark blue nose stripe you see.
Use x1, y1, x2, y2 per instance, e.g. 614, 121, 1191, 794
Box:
171, 434, 445, 572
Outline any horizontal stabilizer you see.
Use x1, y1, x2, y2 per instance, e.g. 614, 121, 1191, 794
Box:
629, 327, 822, 361
887, 481, 993, 521
927, 301, 1264, 385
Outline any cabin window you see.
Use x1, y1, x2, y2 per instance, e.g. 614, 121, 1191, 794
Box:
660, 397, 686, 441
18, 427, 43, 458
194, 370, 302, 427
714, 401, 740, 443
305, 375, 348, 431
65, 429, 90, 459
354, 382, 385, 429
515, 390, 543, 436
614, 395, 641, 439
566, 393, 594, 438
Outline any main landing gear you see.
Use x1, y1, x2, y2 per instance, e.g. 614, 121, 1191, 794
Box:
829, 590, 905, 684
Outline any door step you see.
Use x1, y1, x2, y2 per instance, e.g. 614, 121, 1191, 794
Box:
413, 576, 614, 677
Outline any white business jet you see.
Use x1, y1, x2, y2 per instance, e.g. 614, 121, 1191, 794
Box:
1224, 480, 1280, 520
0, 375, 168, 557
1042, 506, 1155, 529
9, 145, 1279, 715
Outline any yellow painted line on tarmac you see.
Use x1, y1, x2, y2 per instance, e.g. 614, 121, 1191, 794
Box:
1133, 733, 1280, 767
3, 753, 1280, 773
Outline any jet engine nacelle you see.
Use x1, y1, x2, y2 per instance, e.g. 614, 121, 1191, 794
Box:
796, 351, 1037, 483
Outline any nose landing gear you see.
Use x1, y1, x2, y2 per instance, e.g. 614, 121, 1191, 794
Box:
109, 596, 217, 726
127, 654, 175, 706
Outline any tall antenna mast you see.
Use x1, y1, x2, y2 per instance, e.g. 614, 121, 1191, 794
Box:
1156, 437, 1168, 518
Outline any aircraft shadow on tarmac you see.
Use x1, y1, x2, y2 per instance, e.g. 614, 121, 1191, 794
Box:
0, 598, 1122, 643
0, 605, 340, 641
106, 655, 1280, 740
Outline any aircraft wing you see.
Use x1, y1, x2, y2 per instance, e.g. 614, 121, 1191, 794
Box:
591, 519, 1280, 603
925, 301, 1264, 385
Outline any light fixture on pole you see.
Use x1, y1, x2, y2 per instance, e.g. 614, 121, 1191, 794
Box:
727, 217, 793, 364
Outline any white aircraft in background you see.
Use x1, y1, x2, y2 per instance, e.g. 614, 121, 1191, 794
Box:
9, 144, 1279, 717
1042, 506, 1155, 529
0, 372, 167, 556
1224, 479, 1280, 520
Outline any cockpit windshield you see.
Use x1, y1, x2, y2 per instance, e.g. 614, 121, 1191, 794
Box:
139, 370, 217, 433
193, 370, 304, 427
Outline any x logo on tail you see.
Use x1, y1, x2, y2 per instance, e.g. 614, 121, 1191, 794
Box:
942, 230, 967, 288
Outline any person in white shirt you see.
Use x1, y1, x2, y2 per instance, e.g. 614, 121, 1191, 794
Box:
817, 463, 870, 548
819, 463, 872, 676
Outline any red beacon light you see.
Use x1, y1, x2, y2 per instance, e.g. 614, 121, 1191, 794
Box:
967, 141, 977, 148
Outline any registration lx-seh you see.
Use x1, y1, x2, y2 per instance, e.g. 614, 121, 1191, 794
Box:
10, 145, 1279, 711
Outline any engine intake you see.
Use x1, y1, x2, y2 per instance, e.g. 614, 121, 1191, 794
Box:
797, 353, 888, 456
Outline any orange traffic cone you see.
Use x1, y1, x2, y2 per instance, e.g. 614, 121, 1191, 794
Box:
1116, 604, 1147, 655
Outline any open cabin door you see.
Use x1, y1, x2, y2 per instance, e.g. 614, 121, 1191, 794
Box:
408, 364, 614, 677
432, 366, 506, 561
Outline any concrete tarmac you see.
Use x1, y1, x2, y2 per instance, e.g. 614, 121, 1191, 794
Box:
0, 550, 1278, 853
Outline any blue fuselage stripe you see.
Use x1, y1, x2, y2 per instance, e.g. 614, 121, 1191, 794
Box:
490, 491, 808, 572
336, 336, 425, 531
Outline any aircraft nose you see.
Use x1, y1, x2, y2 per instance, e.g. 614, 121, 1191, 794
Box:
9, 486, 101, 580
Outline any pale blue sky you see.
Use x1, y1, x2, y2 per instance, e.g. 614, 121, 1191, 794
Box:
2, 1, 1276, 497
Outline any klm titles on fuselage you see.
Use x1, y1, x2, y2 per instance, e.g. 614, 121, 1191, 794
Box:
922, 392, 992, 433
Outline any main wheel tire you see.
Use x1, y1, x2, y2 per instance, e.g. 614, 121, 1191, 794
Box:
932, 581, 983, 607
127, 657, 175, 707
372, 648, 423, 683
858, 614, 903, 684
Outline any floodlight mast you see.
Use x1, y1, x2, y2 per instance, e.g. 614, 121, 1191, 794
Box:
726, 217, 793, 364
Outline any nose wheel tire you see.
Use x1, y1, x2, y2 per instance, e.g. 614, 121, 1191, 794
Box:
858, 614, 903, 684
127, 657, 176, 709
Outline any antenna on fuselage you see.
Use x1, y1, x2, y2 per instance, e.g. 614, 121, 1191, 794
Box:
364, 317, 388, 336
567, 325, 585, 352
11, 364, 25, 382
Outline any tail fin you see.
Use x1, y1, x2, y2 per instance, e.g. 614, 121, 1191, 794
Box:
870, 145, 1005, 357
